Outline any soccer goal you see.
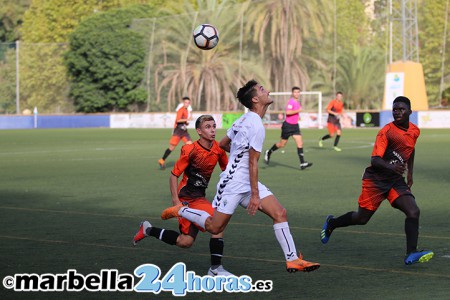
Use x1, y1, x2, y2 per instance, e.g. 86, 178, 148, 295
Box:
264, 91, 324, 129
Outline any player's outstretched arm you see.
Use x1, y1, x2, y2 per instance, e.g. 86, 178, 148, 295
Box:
371, 156, 406, 175
247, 148, 261, 216
406, 149, 415, 187
219, 135, 231, 153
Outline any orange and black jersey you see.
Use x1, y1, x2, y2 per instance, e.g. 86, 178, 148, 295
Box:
171, 140, 228, 199
363, 122, 420, 181
327, 99, 344, 124
174, 107, 189, 128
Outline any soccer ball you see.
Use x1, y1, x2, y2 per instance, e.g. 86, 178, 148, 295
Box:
193, 24, 219, 50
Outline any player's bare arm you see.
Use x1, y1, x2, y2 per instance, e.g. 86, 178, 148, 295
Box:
219, 135, 231, 153
371, 156, 406, 175
326, 108, 339, 116
169, 173, 181, 206
247, 148, 261, 216
286, 107, 302, 115
407, 149, 415, 187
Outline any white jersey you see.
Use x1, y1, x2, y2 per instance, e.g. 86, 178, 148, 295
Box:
219, 111, 265, 191
212, 111, 272, 214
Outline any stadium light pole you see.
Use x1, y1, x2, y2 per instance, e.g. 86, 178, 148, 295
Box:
15, 40, 20, 115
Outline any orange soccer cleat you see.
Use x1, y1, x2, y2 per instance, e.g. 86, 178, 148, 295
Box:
132, 221, 151, 246
161, 203, 184, 220
158, 159, 165, 170
286, 253, 320, 273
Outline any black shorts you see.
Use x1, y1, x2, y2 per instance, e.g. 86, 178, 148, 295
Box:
281, 121, 301, 140
327, 115, 341, 128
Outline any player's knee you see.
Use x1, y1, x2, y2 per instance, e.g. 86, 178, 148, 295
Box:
408, 207, 420, 219
272, 207, 287, 222
355, 215, 370, 225
176, 236, 194, 248
207, 226, 222, 235
177, 239, 194, 248
204, 217, 222, 235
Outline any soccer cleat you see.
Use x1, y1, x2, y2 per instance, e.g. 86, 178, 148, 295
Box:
208, 265, 234, 276
333, 146, 342, 152
404, 250, 434, 265
320, 215, 334, 244
300, 162, 313, 170
286, 253, 320, 273
319, 140, 323, 148
264, 150, 271, 165
161, 203, 184, 220
158, 158, 165, 170
132, 221, 151, 246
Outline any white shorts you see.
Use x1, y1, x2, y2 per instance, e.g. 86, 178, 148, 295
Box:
212, 182, 273, 215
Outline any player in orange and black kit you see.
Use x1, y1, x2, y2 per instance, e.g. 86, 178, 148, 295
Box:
134, 115, 233, 276
320, 96, 434, 265
158, 97, 192, 169
319, 91, 345, 151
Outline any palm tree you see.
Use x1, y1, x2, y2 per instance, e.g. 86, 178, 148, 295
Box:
335, 45, 385, 109
245, 0, 330, 92
152, 0, 268, 112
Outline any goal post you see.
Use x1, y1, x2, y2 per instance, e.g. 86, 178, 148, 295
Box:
267, 91, 323, 129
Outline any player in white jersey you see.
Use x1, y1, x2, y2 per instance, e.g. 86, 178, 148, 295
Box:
162, 80, 320, 273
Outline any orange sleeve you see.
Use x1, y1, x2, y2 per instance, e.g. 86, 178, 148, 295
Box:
171, 144, 193, 177
174, 108, 187, 127
326, 100, 335, 111
371, 127, 388, 157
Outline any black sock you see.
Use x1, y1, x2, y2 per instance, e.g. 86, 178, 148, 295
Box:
162, 149, 172, 160
210, 238, 224, 267
321, 134, 331, 141
405, 217, 419, 254
147, 227, 179, 245
268, 144, 278, 154
297, 147, 305, 163
334, 135, 341, 147
329, 212, 354, 232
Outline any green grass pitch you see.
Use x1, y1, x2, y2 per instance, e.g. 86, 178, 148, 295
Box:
1, 127, 449, 299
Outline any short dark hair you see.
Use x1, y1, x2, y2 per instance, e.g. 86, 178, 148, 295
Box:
393, 96, 411, 109
182, 96, 190, 101
195, 115, 215, 129
292, 86, 301, 92
336, 91, 343, 96
237, 80, 258, 109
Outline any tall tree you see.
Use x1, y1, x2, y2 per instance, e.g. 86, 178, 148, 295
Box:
0, 0, 31, 42
245, 0, 330, 93
420, 0, 449, 106
151, 0, 268, 112
65, 5, 157, 112
336, 0, 371, 50
19, 0, 161, 113
335, 45, 385, 109
0, 48, 16, 113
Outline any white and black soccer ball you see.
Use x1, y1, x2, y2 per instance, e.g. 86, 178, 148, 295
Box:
193, 24, 219, 50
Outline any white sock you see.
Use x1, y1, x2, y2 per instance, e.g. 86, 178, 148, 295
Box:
179, 207, 210, 230
273, 222, 298, 261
